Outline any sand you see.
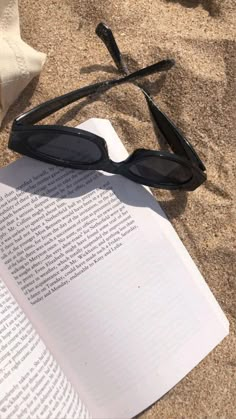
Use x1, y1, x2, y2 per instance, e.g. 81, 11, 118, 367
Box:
0, 0, 235, 417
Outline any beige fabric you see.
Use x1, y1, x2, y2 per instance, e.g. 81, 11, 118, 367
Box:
0, 0, 46, 125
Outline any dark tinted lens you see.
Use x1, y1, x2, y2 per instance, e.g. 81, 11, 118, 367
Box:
27, 131, 102, 163
129, 156, 192, 185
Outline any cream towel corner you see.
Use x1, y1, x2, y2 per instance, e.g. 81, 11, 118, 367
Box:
0, 0, 46, 125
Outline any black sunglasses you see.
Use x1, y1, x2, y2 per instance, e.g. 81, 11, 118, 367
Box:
8, 25, 206, 191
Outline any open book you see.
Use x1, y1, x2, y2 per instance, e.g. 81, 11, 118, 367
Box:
0, 118, 229, 419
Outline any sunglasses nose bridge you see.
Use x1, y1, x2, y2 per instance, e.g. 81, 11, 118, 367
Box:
101, 158, 123, 174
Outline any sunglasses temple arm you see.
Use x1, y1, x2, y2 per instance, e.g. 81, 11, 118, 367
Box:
143, 91, 206, 170
15, 60, 174, 126
15, 80, 116, 125
96, 22, 129, 74
96, 22, 205, 170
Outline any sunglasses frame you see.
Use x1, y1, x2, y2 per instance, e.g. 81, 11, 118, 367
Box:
9, 123, 205, 190
8, 28, 207, 191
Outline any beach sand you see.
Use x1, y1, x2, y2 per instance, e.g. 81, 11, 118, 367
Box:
0, 0, 235, 417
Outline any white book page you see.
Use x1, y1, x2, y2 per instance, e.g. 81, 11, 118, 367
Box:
0, 119, 229, 418
0, 271, 90, 419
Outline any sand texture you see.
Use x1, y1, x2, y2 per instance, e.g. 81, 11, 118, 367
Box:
0, 0, 235, 417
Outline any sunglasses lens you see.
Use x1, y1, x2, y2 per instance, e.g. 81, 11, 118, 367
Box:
128, 156, 192, 185
27, 131, 102, 164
